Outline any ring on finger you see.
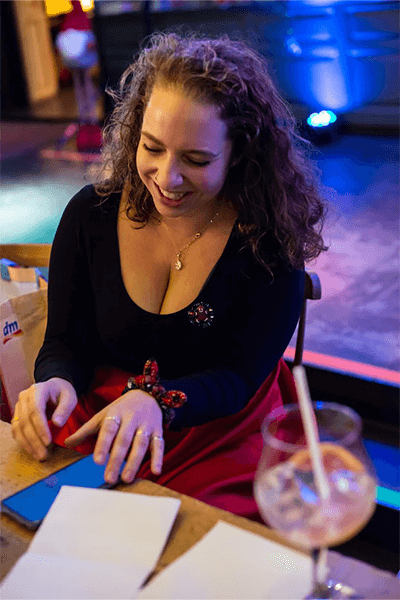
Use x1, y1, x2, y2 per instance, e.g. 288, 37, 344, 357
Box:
152, 435, 164, 442
11, 416, 19, 423
136, 429, 150, 438
105, 415, 121, 426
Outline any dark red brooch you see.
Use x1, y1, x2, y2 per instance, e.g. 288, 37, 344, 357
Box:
187, 302, 215, 328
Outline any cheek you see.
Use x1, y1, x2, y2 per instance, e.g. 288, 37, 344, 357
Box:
204, 166, 227, 192
136, 150, 149, 181
135, 150, 142, 173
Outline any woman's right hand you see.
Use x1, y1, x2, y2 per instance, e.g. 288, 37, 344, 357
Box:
12, 378, 78, 461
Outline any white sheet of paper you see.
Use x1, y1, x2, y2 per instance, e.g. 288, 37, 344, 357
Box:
0, 554, 140, 599
1, 485, 181, 599
138, 521, 312, 600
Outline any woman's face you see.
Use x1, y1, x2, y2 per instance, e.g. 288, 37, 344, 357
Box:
136, 84, 233, 220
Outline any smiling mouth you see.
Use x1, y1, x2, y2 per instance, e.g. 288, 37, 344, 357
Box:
155, 183, 191, 201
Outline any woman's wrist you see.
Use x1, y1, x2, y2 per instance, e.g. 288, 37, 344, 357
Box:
121, 358, 186, 427
122, 379, 175, 426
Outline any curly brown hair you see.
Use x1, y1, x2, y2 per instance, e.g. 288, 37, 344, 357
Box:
92, 30, 328, 272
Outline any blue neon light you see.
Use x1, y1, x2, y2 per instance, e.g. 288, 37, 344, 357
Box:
307, 110, 338, 127
377, 486, 400, 511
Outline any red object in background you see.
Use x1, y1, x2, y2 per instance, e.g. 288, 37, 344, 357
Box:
56, 0, 98, 70
59, 0, 92, 32
76, 124, 102, 152
59, 66, 73, 87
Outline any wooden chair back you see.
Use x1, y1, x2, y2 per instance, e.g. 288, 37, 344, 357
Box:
0, 244, 52, 268
293, 271, 321, 366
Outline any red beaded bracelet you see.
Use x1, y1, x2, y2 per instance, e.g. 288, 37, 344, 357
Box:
121, 358, 187, 426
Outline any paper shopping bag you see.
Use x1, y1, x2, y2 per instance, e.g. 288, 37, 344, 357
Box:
0, 289, 47, 419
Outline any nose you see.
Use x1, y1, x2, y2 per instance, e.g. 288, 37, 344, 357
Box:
155, 155, 184, 189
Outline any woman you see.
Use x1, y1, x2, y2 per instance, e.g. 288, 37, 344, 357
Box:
12, 31, 327, 521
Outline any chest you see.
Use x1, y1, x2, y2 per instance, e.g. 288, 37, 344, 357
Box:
117, 209, 234, 315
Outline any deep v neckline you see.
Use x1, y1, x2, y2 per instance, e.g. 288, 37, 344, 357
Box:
114, 198, 238, 317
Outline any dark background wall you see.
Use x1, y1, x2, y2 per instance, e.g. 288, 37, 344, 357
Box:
1, 0, 398, 129
92, 0, 399, 130
0, 1, 29, 112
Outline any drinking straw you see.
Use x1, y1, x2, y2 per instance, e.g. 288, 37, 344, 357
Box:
292, 366, 330, 501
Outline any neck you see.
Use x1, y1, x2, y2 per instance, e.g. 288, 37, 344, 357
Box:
156, 201, 221, 239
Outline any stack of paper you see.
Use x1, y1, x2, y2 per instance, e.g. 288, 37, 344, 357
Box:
0, 486, 180, 599
138, 521, 312, 599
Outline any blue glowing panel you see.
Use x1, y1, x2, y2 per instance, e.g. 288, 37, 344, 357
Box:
376, 486, 400, 511
270, 1, 399, 113
363, 439, 400, 492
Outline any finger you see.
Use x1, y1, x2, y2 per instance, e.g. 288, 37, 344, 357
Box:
150, 434, 165, 476
51, 387, 77, 427
11, 410, 36, 458
17, 399, 49, 461
93, 416, 123, 467
121, 428, 151, 483
29, 385, 53, 446
103, 421, 136, 484
64, 413, 103, 447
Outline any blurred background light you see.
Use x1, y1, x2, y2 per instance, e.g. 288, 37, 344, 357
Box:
269, 0, 399, 120
45, 0, 94, 17
80, 0, 95, 9
307, 109, 338, 127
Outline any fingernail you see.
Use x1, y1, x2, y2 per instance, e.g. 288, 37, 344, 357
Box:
94, 452, 105, 464
53, 416, 62, 426
122, 470, 133, 482
105, 472, 116, 485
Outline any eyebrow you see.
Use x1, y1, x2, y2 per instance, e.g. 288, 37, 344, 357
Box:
141, 131, 221, 158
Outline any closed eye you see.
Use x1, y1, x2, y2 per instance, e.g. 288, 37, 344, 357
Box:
142, 144, 211, 167
143, 144, 161, 154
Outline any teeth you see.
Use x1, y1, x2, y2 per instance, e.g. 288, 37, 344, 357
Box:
159, 187, 188, 200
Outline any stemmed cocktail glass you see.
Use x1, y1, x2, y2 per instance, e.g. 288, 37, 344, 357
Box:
254, 402, 377, 599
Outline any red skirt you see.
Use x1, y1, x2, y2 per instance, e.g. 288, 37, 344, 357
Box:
49, 358, 298, 523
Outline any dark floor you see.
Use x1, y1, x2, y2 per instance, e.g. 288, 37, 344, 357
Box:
2, 85, 104, 123
295, 134, 399, 375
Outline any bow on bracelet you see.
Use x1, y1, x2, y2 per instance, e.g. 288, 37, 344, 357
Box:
131, 358, 187, 408
122, 358, 187, 426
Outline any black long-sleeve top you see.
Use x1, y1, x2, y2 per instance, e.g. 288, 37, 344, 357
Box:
34, 185, 304, 430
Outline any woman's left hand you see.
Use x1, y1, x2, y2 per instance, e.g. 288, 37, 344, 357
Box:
64, 390, 164, 485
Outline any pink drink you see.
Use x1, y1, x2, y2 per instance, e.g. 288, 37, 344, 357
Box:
254, 443, 376, 549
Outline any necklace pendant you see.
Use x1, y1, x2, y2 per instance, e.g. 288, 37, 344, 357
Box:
165, 210, 219, 273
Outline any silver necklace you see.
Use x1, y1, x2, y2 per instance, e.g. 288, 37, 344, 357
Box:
163, 211, 219, 271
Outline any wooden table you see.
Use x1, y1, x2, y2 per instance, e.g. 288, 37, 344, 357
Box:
1, 422, 398, 599
0, 421, 297, 579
